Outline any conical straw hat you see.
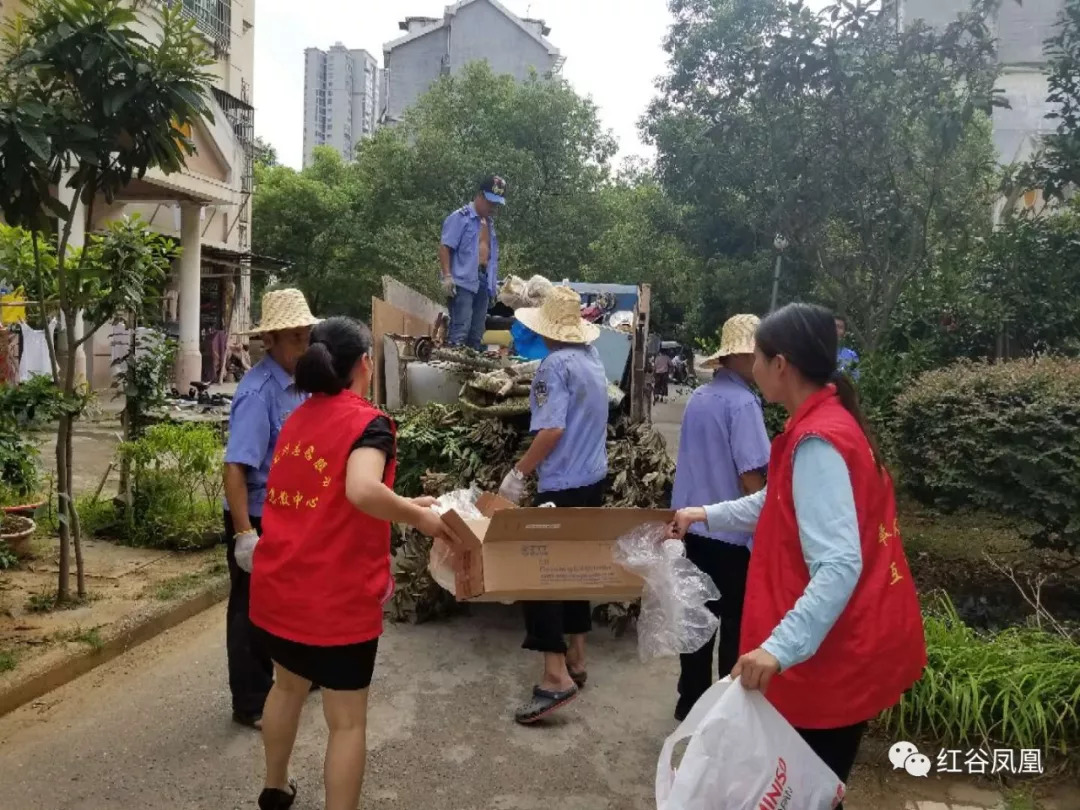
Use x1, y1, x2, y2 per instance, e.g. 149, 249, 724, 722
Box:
515, 286, 600, 345
702, 314, 759, 368
243, 288, 320, 335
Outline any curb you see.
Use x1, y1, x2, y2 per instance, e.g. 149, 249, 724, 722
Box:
0, 576, 229, 718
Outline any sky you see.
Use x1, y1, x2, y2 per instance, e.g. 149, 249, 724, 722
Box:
253, 0, 679, 170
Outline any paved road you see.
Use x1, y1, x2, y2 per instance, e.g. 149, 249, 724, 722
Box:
0, 603, 679, 810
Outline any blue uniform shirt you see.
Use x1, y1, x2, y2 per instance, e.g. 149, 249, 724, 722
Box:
530, 345, 608, 493
838, 346, 860, 380
224, 355, 305, 517
440, 203, 499, 296
671, 370, 771, 545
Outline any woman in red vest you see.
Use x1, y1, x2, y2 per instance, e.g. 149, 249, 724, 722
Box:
672, 303, 926, 798
249, 317, 460, 810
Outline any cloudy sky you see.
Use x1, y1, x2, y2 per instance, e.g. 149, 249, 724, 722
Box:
253, 0, 679, 169
252, 0, 839, 170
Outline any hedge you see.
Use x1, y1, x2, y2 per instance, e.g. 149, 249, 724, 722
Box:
894, 358, 1080, 554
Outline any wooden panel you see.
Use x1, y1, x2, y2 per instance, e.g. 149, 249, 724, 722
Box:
370, 297, 435, 406
382, 276, 446, 324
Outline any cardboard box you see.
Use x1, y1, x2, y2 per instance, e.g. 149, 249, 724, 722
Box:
441, 493, 674, 602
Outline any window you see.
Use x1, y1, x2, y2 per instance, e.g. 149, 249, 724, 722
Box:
181, 0, 232, 52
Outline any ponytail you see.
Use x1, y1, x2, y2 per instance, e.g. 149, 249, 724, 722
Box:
831, 370, 884, 472
293, 316, 373, 396
295, 341, 344, 395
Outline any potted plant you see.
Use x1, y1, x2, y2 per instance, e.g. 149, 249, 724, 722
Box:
0, 377, 62, 519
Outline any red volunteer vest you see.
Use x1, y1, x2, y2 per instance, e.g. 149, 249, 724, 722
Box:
741, 387, 926, 729
250, 391, 396, 646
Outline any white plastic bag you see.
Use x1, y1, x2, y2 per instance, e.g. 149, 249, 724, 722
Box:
656, 678, 845, 810
234, 531, 258, 573
613, 522, 720, 661
428, 487, 483, 592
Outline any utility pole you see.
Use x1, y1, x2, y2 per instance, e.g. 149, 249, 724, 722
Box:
769, 234, 788, 313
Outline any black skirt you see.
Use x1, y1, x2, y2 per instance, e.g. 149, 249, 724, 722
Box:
253, 625, 379, 691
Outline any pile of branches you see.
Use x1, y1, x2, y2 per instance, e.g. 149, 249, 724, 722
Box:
386, 403, 674, 624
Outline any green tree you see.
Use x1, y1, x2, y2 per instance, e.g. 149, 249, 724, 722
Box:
254, 62, 626, 316
252, 136, 278, 169
251, 148, 364, 315
1015, 0, 1080, 201
645, 0, 1002, 350
0, 0, 213, 603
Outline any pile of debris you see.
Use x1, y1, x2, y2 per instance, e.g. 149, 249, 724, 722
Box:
387, 403, 674, 624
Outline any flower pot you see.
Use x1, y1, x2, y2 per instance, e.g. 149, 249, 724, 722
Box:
1, 513, 35, 557
2, 500, 45, 519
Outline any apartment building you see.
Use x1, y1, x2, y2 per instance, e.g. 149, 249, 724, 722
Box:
382, 0, 563, 124
303, 44, 381, 167
1, 0, 263, 389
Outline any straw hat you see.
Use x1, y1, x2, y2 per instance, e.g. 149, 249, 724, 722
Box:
243, 288, 319, 335
515, 286, 600, 345
702, 314, 759, 368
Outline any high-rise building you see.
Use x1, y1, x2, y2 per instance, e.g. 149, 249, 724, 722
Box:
303, 44, 380, 167
899, 0, 1065, 165
382, 0, 563, 125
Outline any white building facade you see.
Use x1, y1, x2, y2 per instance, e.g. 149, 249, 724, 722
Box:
303, 44, 380, 167
3, 0, 263, 390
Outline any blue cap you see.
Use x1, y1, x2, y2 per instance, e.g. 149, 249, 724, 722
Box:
480, 174, 507, 205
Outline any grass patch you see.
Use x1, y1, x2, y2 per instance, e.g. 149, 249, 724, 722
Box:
24, 591, 92, 613
0, 541, 19, 570
54, 626, 105, 651
898, 499, 1033, 561
1003, 789, 1039, 810
147, 556, 227, 602
149, 572, 205, 601
883, 593, 1080, 761
0, 649, 16, 673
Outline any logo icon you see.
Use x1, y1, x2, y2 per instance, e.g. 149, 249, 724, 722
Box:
888, 741, 930, 777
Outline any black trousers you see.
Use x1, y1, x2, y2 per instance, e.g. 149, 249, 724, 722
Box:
676, 533, 750, 712
796, 721, 867, 808
223, 511, 273, 716
521, 480, 605, 654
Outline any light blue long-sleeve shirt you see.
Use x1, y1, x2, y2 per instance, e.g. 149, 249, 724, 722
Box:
702, 437, 863, 671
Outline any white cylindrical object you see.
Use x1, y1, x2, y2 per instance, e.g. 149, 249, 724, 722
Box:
176, 203, 203, 388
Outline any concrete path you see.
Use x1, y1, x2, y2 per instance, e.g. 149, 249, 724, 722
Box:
0, 602, 682, 810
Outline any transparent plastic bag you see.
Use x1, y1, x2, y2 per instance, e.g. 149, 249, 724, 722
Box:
428, 487, 483, 592
613, 522, 721, 661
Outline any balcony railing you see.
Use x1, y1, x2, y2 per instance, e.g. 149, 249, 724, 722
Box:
181, 0, 231, 54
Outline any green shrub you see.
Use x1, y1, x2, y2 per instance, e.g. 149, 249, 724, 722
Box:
0, 376, 64, 501
117, 423, 224, 550
895, 358, 1080, 553
883, 594, 1080, 758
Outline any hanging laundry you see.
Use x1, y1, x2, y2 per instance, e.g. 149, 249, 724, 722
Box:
18, 321, 56, 382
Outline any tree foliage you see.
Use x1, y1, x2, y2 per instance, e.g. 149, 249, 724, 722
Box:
0, 0, 213, 602
254, 63, 701, 320
644, 0, 1002, 349
1018, 0, 1080, 201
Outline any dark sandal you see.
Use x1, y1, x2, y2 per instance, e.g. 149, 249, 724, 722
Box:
515, 685, 579, 725
258, 778, 297, 810
569, 669, 587, 689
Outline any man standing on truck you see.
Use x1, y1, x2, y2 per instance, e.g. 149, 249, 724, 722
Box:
439, 175, 507, 349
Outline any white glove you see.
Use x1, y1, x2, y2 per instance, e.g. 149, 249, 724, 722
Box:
441, 275, 456, 298
234, 529, 259, 573
498, 468, 526, 505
